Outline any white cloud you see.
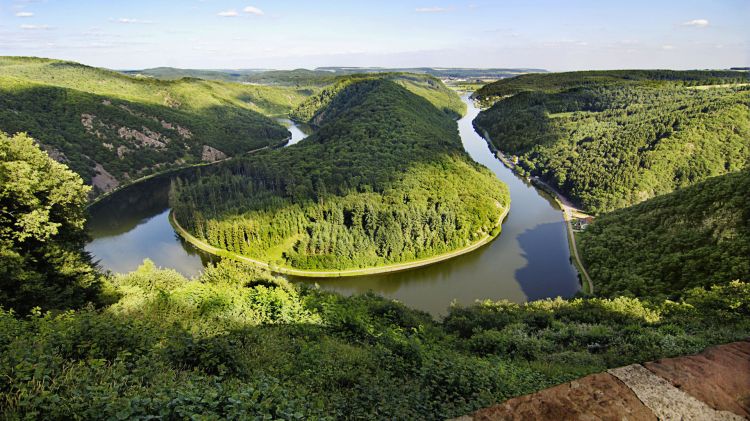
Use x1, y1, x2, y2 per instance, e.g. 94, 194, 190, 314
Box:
682, 19, 709, 27
217, 10, 239, 17
662, 44, 675, 50
243, 6, 264, 16
15, 12, 34, 17
20, 24, 50, 30
415, 7, 448, 13
114, 18, 154, 24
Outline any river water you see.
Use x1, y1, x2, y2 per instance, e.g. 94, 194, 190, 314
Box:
86, 98, 579, 316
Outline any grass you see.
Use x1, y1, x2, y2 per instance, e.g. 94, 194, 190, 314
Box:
0, 56, 311, 116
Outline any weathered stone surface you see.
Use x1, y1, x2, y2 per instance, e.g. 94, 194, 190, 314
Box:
467, 372, 656, 421
117, 126, 167, 148
644, 340, 750, 418
608, 364, 744, 420
459, 341, 750, 421
91, 163, 119, 193
201, 145, 227, 162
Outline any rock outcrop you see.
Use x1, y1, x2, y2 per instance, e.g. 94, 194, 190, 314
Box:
91, 163, 119, 193
201, 145, 227, 162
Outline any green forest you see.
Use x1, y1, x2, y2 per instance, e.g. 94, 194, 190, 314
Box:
473, 70, 750, 213
0, 57, 308, 196
289, 72, 466, 122
2, 131, 750, 419
579, 170, 750, 298
171, 78, 507, 271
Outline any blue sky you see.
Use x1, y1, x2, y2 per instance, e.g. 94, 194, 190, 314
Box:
1, 0, 747, 70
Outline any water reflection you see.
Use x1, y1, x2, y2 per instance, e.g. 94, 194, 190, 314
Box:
515, 222, 579, 300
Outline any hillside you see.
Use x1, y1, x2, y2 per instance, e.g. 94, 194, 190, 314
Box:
290, 72, 466, 122
0, 57, 309, 196
121, 67, 267, 82
473, 70, 750, 213
473, 69, 747, 106
3, 126, 750, 420
579, 170, 750, 298
170, 78, 507, 271
317, 66, 547, 79
123, 67, 546, 86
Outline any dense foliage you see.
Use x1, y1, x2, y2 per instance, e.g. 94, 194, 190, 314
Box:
474, 70, 750, 212
2, 121, 749, 420
1, 258, 748, 419
171, 79, 507, 270
0, 57, 307, 195
473, 69, 747, 106
579, 170, 750, 298
0, 132, 100, 314
290, 73, 466, 122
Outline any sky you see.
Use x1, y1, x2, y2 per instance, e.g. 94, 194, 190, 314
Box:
0, 0, 748, 71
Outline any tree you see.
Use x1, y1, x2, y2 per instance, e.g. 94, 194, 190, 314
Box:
0, 132, 100, 313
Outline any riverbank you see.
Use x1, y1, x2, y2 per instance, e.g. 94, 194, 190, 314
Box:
170, 205, 510, 278
476, 125, 594, 294
87, 137, 291, 208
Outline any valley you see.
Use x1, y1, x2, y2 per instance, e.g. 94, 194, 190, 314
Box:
85, 93, 580, 316
1, 22, 748, 417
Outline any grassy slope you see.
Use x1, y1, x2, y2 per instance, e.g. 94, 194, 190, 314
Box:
171, 78, 506, 270
473, 70, 750, 213
0, 57, 309, 195
579, 170, 750, 298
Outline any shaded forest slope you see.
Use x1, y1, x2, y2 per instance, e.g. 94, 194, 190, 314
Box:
0, 57, 308, 196
579, 170, 750, 298
473, 70, 750, 213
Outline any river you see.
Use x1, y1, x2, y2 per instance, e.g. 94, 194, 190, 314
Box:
86, 98, 580, 316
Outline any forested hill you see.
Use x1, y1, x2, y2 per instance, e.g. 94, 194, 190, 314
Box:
0, 57, 309, 196
473, 70, 750, 213
171, 78, 508, 271
473, 69, 747, 106
290, 73, 466, 121
579, 170, 750, 298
